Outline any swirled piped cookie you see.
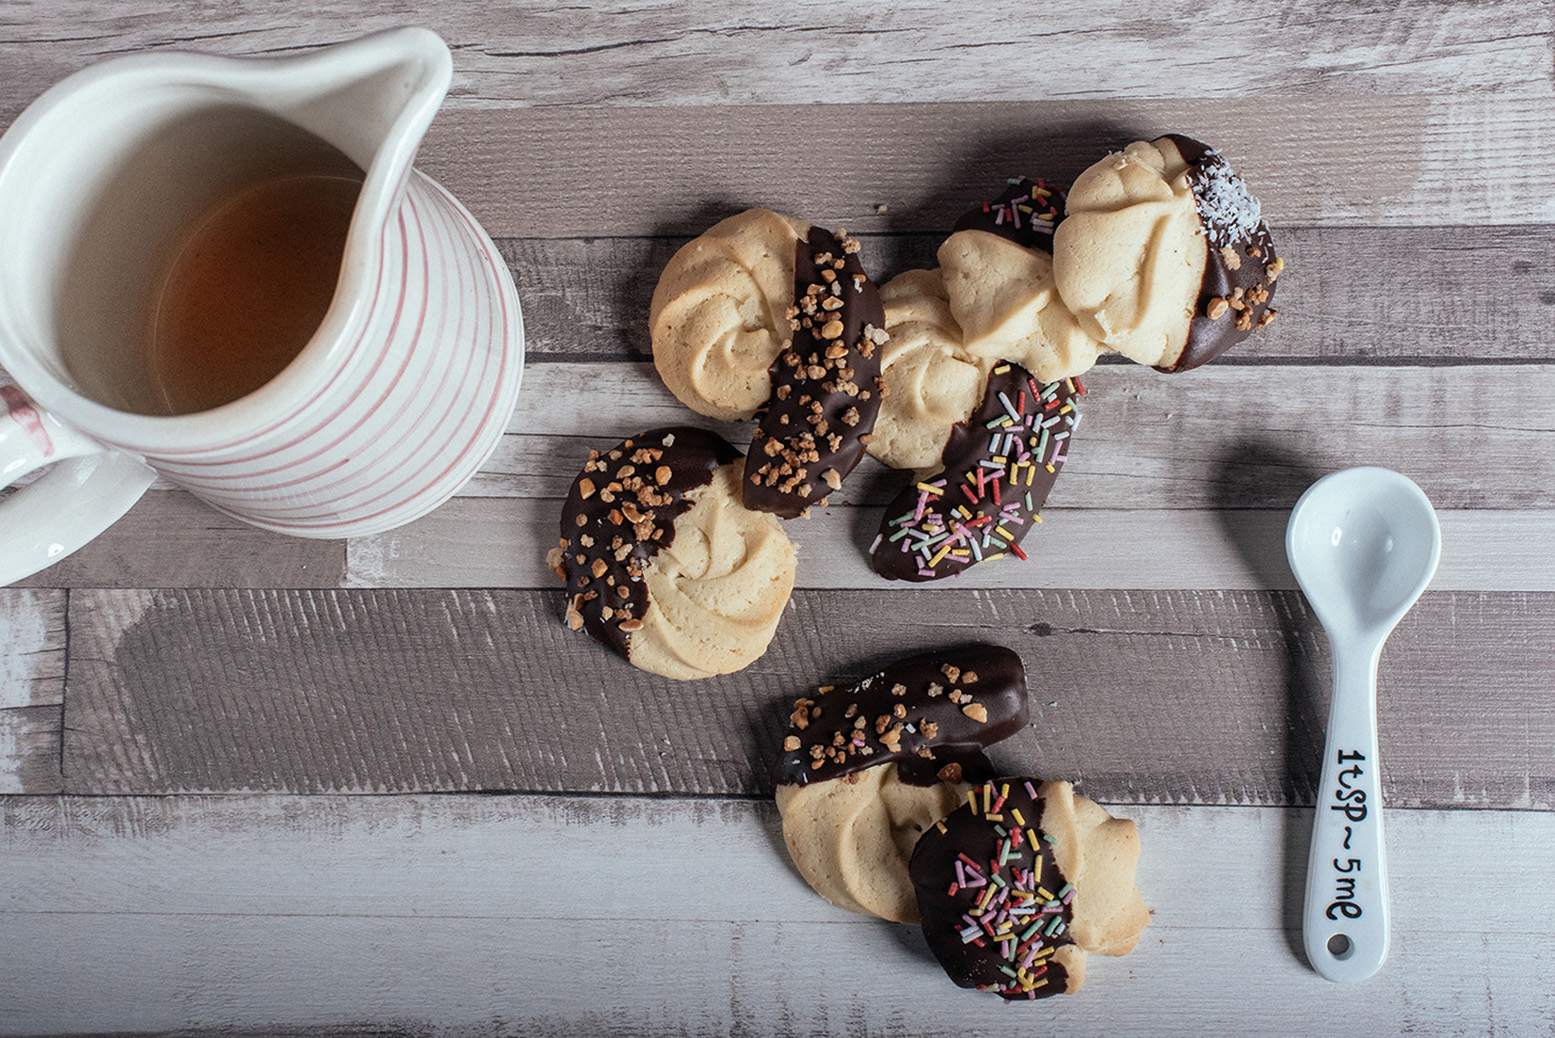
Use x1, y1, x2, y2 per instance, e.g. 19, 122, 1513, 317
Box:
650, 210, 811, 422
936, 178, 1105, 383
909, 778, 1149, 1000
546, 427, 797, 680
866, 269, 993, 473
650, 210, 887, 517
1054, 134, 1280, 371
772, 646, 1029, 923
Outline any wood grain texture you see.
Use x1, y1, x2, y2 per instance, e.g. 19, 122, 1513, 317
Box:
23, 361, 1555, 517
0, 707, 60, 795
10, 491, 347, 591
476, 363, 1555, 513
348, 498, 1555, 594
60, 587, 1555, 807
0, 589, 64, 710
2, 795, 1552, 1036
0, 589, 65, 794
420, 96, 1555, 237
1, 0, 1548, 119
507, 226, 1555, 362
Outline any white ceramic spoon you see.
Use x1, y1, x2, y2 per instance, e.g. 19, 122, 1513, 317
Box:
1285, 466, 1441, 983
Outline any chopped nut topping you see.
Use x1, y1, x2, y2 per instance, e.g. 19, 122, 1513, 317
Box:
1207, 297, 1229, 320
962, 703, 989, 723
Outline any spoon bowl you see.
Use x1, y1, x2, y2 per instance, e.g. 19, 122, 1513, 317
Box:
1287, 467, 1442, 641
1286, 466, 1440, 984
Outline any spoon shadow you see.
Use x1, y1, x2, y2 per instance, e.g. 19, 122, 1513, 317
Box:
1210, 438, 1325, 965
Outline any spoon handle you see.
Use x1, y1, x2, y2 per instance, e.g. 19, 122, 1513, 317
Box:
1303, 640, 1389, 982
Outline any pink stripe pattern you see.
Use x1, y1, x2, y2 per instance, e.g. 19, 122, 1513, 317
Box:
123, 173, 523, 538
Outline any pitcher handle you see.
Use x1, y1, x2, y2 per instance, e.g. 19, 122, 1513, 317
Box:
0, 385, 156, 585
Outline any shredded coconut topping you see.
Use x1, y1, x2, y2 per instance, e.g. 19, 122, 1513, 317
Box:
1188, 150, 1265, 248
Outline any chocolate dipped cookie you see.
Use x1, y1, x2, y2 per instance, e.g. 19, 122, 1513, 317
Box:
867, 269, 993, 473
546, 427, 797, 680
650, 210, 888, 517
871, 363, 1083, 582
773, 646, 1028, 923
909, 778, 1149, 1000
649, 209, 811, 422
1053, 134, 1280, 372
745, 227, 887, 518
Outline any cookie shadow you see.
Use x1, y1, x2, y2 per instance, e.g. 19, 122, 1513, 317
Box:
1210, 438, 1326, 966
877, 115, 1154, 255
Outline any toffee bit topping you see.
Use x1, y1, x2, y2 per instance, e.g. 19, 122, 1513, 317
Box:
771, 647, 1028, 789
554, 427, 737, 661
745, 227, 885, 519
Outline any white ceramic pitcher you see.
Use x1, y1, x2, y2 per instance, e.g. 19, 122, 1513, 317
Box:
0, 28, 524, 584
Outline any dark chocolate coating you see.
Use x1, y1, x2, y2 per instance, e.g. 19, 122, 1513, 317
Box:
951, 177, 1066, 253
554, 427, 740, 660
1156, 133, 1280, 373
870, 363, 1082, 582
745, 228, 885, 519
909, 778, 1074, 1000
771, 645, 1028, 789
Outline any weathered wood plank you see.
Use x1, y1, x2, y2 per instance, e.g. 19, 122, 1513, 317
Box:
420, 97, 1555, 236
0, 589, 65, 794
0, 707, 60, 795
1, 0, 1547, 120
11, 492, 347, 590
479, 363, 1555, 512
506, 226, 1555, 362
18, 494, 1543, 597
0, 588, 64, 709
1, 796, 1550, 1036
60, 587, 1555, 807
347, 498, 1555, 594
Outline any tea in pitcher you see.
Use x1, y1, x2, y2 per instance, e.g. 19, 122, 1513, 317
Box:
146, 171, 361, 415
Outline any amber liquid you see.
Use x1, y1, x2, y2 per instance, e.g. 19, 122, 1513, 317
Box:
146, 172, 362, 415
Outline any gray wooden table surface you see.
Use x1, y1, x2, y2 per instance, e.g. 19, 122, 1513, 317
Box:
3, 2, 1554, 1035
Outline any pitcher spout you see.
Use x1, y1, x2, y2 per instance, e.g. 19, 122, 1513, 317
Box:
267, 28, 453, 203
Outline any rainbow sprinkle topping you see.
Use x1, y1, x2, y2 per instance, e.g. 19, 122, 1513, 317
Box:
873, 364, 1083, 580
